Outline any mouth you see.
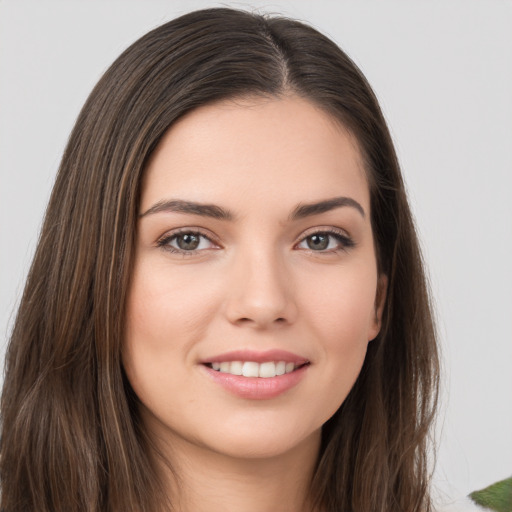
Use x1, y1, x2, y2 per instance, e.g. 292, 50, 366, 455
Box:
204, 360, 310, 378
200, 350, 311, 399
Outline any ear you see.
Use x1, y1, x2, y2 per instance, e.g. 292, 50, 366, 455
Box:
368, 274, 388, 341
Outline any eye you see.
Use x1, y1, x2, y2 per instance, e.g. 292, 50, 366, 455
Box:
157, 230, 218, 254
296, 229, 354, 253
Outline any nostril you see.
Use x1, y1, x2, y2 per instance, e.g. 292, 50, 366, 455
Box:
235, 316, 288, 327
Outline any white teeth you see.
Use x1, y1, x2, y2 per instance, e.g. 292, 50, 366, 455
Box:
242, 361, 259, 377
209, 360, 299, 378
230, 361, 243, 375
259, 361, 276, 378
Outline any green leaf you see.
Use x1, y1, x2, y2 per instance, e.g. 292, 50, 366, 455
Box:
469, 476, 512, 512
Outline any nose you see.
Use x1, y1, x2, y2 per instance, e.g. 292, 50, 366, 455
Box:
223, 246, 298, 329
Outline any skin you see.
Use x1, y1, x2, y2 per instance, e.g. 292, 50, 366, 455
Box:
123, 94, 386, 512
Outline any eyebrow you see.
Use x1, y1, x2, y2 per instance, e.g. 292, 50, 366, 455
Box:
140, 199, 235, 220
289, 196, 365, 220
140, 196, 365, 221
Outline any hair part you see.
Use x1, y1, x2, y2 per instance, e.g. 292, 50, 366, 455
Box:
1, 8, 439, 512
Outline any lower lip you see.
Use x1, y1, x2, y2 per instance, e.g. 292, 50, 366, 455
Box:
201, 364, 309, 400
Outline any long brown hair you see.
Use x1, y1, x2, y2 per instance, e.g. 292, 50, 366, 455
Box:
1, 8, 439, 511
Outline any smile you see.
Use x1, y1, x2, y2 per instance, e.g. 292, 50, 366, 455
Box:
206, 361, 304, 378
201, 350, 311, 399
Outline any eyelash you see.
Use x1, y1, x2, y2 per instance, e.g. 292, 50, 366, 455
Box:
296, 228, 355, 254
156, 228, 355, 256
156, 228, 219, 255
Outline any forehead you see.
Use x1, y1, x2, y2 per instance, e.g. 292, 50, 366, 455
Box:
141, 95, 369, 214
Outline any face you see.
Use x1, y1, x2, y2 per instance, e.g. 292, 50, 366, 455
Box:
123, 95, 386, 461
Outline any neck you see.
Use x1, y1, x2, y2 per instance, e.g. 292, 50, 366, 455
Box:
155, 431, 321, 512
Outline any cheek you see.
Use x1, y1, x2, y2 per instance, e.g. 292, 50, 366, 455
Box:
299, 261, 378, 346
295, 260, 377, 417
122, 262, 219, 399
125, 262, 218, 348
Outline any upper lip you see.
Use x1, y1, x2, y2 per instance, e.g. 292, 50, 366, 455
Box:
201, 349, 309, 365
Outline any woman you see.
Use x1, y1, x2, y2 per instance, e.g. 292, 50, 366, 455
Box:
0, 8, 439, 512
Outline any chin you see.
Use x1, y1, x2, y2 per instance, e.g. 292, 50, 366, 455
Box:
199, 425, 322, 461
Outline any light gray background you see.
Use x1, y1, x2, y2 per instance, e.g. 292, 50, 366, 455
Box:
1, 0, 511, 502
